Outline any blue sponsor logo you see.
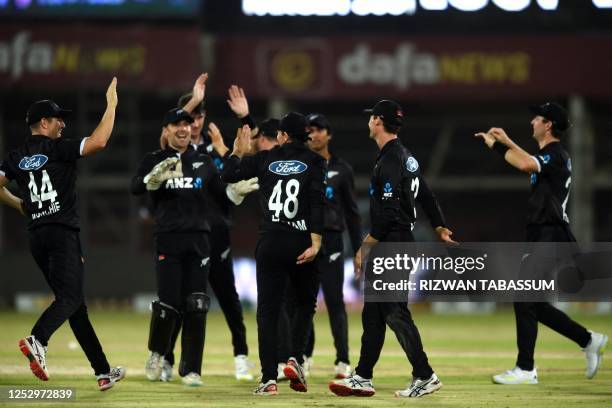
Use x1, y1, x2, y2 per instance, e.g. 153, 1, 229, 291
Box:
406, 156, 419, 173
18, 154, 48, 171
530, 173, 538, 185
383, 182, 393, 193
213, 157, 224, 171
539, 154, 551, 165
268, 160, 308, 176
567, 158, 572, 171
325, 186, 334, 200
194, 177, 203, 189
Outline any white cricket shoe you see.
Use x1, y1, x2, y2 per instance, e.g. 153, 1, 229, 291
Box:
182, 372, 203, 387
329, 373, 375, 397
492, 366, 538, 385
334, 361, 351, 379
302, 355, 313, 377
253, 379, 278, 395
395, 373, 443, 397
584, 331, 608, 379
235, 354, 254, 381
277, 363, 287, 381
19, 335, 49, 381
160, 358, 173, 382
145, 352, 162, 381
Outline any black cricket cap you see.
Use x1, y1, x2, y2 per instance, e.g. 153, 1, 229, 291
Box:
279, 112, 309, 141
26, 100, 71, 126
529, 102, 570, 131
177, 92, 206, 114
307, 113, 332, 133
363, 99, 404, 127
257, 118, 280, 140
162, 108, 194, 127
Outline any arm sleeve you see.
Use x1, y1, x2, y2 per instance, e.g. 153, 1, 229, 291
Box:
55, 138, 86, 161
533, 152, 564, 176
416, 174, 447, 229
131, 153, 157, 196
370, 154, 403, 241
339, 163, 362, 254
308, 156, 326, 235
221, 152, 263, 183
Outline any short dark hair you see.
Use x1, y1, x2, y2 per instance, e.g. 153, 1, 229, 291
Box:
543, 118, 565, 138
379, 118, 401, 134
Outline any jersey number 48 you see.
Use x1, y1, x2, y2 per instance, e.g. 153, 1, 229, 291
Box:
268, 179, 300, 220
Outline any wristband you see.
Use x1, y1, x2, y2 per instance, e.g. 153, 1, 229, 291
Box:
492, 141, 509, 157
240, 115, 256, 129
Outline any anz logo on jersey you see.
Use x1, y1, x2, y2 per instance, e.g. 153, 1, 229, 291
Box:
18, 154, 48, 171
165, 177, 203, 190
268, 160, 308, 176
530, 173, 538, 185
325, 186, 334, 200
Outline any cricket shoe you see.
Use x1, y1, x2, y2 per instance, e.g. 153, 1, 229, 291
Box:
302, 354, 313, 377
334, 361, 351, 379
19, 336, 49, 381
584, 331, 608, 379
97, 366, 126, 391
253, 380, 278, 396
234, 354, 254, 381
329, 373, 375, 397
145, 352, 162, 381
277, 363, 287, 381
492, 366, 538, 385
160, 358, 173, 382
395, 373, 442, 397
283, 357, 307, 392
182, 372, 203, 387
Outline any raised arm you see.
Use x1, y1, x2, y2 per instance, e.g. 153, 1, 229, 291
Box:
81, 77, 118, 157
182, 73, 208, 114
475, 127, 539, 174
221, 126, 261, 183
227, 85, 259, 137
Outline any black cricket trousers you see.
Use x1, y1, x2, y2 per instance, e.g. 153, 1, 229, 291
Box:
515, 225, 591, 371
29, 224, 110, 375
283, 231, 349, 364
355, 230, 433, 380
256, 231, 319, 383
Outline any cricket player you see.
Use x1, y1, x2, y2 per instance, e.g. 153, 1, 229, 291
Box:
221, 113, 326, 395
0, 78, 125, 391
330, 99, 456, 398
475, 102, 608, 384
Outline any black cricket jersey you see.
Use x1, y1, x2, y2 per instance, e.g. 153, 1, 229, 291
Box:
527, 141, 572, 226
0, 134, 85, 230
195, 134, 232, 227
369, 138, 445, 241
221, 142, 326, 235
323, 155, 362, 254
131, 145, 231, 234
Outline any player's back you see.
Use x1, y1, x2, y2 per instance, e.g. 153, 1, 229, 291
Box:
2, 135, 83, 230
257, 143, 326, 234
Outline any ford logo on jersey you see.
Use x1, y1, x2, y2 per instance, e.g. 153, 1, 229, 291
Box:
18, 154, 48, 171
268, 160, 308, 176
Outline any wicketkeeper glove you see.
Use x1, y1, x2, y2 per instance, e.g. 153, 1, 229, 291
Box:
225, 177, 259, 205
143, 157, 183, 191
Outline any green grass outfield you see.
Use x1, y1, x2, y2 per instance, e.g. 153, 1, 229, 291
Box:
0, 309, 610, 407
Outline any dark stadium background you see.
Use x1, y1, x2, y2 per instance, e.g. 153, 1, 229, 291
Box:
1, 0, 611, 305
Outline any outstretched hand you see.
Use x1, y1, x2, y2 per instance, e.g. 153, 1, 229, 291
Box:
106, 77, 118, 109
227, 85, 250, 119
